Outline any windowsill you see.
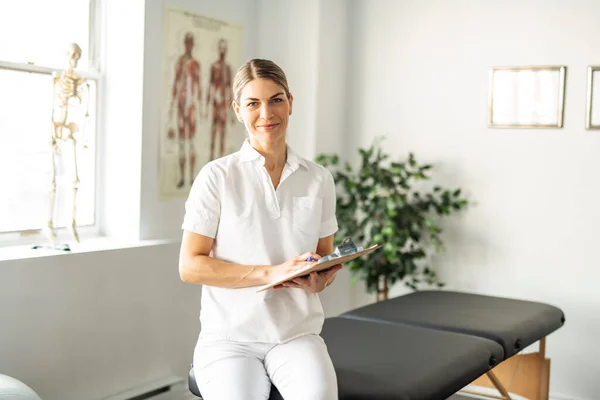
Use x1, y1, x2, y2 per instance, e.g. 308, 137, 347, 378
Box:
0, 236, 181, 262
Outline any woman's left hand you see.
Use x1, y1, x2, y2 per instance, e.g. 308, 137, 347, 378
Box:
274, 264, 343, 293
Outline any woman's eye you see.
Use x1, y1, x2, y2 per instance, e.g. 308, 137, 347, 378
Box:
247, 102, 258, 107
271, 98, 283, 103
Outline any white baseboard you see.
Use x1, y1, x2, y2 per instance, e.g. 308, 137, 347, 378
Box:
459, 386, 527, 399
550, 393, 587, 400
99, 377, 583, 400
459, 386, 586, 400
101, 376, 185, 400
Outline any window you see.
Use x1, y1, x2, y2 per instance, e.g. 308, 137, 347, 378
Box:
0, 0, 101, 241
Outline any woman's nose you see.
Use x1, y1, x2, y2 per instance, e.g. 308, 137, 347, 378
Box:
259, 104, 272, 119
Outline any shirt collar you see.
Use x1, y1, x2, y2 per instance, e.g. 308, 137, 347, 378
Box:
239, 138, 308, 170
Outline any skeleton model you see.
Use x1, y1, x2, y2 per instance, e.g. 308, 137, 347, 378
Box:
48, 43, 90, 244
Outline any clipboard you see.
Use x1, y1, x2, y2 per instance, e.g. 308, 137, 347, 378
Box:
256, 244, 384, 293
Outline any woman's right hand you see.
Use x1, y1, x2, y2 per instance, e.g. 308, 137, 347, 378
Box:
270, 252, 321, 288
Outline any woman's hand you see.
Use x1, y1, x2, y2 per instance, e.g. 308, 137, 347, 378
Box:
272, 252, 343, 293
278, 265, 343, 293
270, 252, 320, 285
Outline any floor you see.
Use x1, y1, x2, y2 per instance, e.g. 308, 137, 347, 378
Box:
147, 382, 480, 400
147, 382, 197, 400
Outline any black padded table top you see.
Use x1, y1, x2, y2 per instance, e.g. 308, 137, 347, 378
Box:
189, 316, 503, 400
341, 290, 565, 358
321, 316, 503, 400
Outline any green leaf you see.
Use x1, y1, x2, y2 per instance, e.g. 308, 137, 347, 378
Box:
321, 136, 470, 292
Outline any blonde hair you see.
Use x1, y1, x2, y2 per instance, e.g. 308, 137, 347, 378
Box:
232, 59, 291, 104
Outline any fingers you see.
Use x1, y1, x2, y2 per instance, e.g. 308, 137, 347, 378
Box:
293, 273, 320, 289
295, 252, 312, 260
318, 264, 342, 277
329, 264, 343, 272
295, 252, 321, 262
278, 264, 342, 292
282, 281, 302, 288
316, 265, 342, 283
291, 276, 309, 286
311, 271, 322, 285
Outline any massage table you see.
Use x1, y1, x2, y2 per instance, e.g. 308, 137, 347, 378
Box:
188, 290, 565, 399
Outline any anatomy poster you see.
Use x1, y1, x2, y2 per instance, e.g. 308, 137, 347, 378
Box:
159, 5, 244, 198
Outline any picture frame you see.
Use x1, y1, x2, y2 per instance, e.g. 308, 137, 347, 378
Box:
586, 66, 600, 129
488, 66, 566, 128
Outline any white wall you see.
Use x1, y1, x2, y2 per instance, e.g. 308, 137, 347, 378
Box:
0, 2, 360, 399
9, 0, 594, 399
255, 0, 362, 316
140, 0, 259, 241
346, 0, 600, 399
255, 0, 320, 161
0, 1, 259, 400
139, 0, 359, 317
99, 0, 145, 242
0, 242, 201, 400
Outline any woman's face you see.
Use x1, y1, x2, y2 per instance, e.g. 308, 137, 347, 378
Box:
233, 78, 293, 144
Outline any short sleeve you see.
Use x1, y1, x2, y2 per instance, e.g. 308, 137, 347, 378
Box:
181, 163, 221, 238
319, 167, 339, 238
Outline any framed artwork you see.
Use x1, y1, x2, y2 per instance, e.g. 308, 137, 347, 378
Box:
488, 66, 566, 128
586, 66, 600, 129
158, 5, 244, 199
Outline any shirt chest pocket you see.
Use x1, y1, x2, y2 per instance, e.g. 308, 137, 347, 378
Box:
292, 196, 322, 236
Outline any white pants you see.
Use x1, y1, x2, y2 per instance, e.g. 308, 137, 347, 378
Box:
193, 334, 338, 400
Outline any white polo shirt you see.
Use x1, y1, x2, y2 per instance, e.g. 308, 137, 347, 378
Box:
182, 139, 338, 343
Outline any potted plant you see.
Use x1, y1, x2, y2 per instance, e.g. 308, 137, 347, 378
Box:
316, 137, 470, 301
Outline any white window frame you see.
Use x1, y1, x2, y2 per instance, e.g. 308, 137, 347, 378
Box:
0, 0, 104, 248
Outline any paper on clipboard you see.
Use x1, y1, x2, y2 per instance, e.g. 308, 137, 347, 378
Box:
256, 244, 384, 293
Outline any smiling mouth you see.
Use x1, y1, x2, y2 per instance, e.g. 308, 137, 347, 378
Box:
258, 123, 279, 130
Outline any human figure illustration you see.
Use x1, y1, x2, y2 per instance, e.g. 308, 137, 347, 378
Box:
170, 32, 202, 188
205, 38, 235, 161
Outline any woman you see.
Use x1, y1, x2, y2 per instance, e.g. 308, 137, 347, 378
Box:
179, 58, 342, 400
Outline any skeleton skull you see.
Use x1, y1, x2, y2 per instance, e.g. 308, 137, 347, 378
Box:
66, 43, 82, 68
